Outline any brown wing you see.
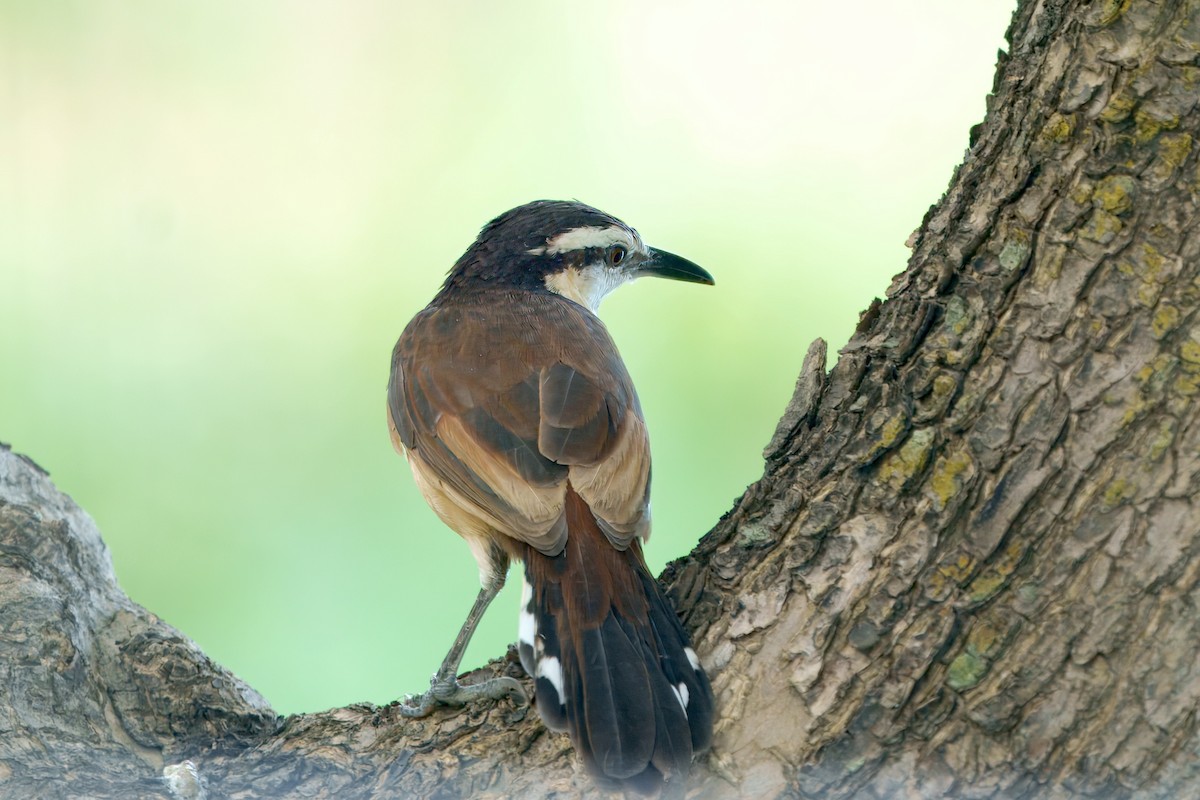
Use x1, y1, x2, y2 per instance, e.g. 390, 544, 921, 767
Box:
388, 292, 651, 556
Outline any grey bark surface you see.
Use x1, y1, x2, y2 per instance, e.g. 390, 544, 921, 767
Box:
4, 0, 1200, 797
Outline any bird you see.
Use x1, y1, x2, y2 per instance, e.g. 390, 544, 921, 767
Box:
387, 200, 715, 791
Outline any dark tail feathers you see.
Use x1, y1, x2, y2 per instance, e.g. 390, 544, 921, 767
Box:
517, 492, 713, 793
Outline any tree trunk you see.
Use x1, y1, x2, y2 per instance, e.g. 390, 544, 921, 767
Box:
4, 0, 1200, 797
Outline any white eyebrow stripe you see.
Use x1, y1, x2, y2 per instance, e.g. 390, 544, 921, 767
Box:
539, 225, 637, 255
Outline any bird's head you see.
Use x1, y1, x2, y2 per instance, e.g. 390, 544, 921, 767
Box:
440, 200, 713, 310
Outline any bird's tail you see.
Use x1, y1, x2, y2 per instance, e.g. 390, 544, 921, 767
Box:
517, 488, 713, 793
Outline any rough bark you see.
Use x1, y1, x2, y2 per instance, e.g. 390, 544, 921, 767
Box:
4, 0, 1200, 797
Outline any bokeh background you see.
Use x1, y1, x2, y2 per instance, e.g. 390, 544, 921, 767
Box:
2, 0, 1014, 714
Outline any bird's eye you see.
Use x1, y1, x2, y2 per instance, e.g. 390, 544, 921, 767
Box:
608, 246, 627, 267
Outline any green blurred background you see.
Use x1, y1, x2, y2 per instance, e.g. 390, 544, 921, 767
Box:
2, 1, 1013, 714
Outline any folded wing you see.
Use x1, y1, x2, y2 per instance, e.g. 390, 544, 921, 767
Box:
388, 295, 651, 557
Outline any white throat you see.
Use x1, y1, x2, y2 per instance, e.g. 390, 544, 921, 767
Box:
545, 265, 633, 311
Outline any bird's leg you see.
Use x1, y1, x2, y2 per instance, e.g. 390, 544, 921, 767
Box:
399, 582, 527, 717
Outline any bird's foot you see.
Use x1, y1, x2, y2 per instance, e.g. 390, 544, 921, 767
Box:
398, 674, 527, 718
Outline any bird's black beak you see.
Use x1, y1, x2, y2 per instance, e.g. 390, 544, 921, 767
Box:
638, 247, 715, 285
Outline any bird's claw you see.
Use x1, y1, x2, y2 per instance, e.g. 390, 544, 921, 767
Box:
398, 675, 528, 718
